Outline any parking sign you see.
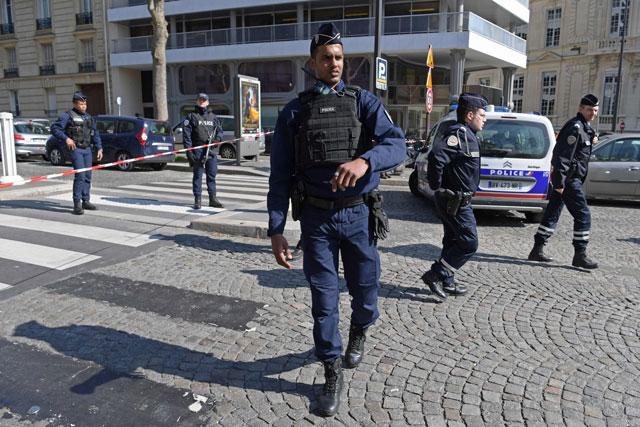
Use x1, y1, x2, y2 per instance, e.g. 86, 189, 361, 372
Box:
376, 57, 387, 91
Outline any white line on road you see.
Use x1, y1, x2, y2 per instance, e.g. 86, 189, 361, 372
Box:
0, 282, 12, 291
46, 193, 224, 214
0, 238, 100, 270
118, 186, 266, 201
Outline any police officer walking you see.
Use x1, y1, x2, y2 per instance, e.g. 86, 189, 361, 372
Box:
50, 91, 103, 215
267, 23, 405, 417
183, 93, 224, 209
421, 93, 488, 300
528, 94, 600, 269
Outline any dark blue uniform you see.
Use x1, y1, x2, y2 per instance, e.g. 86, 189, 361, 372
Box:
534, 113, 595, 249
183, 107, 223, 197
51, 109, 102, 204
268, 80, 405, 362
426, 121, 481, 286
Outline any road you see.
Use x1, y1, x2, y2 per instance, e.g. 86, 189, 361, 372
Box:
0, 159, 639, 426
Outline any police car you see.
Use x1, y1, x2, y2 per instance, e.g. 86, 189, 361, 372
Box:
409, 107, 556, 222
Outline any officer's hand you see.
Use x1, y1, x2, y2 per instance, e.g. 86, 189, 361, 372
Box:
331, 158, 370, 192
66, 138, 76, 151
96, 150, 103, 161
271, 234, 292, 269
592, 136, 598, 145
186, 151, 196, 166
555, 188, 564, 194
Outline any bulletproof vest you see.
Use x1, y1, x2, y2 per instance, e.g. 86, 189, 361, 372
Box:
66, 109, 93, 148
295, 85, 368, 172
192, 112, 217, 145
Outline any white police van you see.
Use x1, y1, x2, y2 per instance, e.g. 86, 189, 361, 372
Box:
409, 107, 556, 222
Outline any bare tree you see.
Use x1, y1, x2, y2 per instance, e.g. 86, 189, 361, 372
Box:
148, 0, 168, 120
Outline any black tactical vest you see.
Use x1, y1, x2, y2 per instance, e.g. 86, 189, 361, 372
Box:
295, 85, 368, 172
66, 109, 93, 148
192, 112, 217, 145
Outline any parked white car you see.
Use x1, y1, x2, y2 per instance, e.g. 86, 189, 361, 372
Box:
14, 119, 52, 160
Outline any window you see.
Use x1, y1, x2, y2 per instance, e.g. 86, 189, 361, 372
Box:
80, 0, 91, 13
594, 139, 640, 161
82, 39, 94, 63
46, 88, 56, 117
96, 119, 116, 134
478, 120, 552, 159
179, 64, 230, 95
6, 46, 16, 69
513, 75, 524, 113
239, 61, 294, 93
515, 24, 527, 40
540, 72, 556, 116
602, 73, 618, 116
610, 0, 629, 37
9, 90, 19, 116
42, 43, 54, 66
2, 0, 13, 24
545, 8, 561, 47
37, 0, 50, 18
479, 77, 491, 87
117, 120, 136, 134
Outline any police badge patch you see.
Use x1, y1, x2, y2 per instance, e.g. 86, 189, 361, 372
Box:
447, 135, 459, 146
184, 120, 189, 126
567, 135, 577, 145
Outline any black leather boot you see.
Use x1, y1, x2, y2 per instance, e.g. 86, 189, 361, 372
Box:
73, 201, 84, 215
528, 244, 553, 262
194, 195, 201, 210
345, 325, 367, 369
82, 200, 98, 210
317, 358, 343, 417
443, 282, 468, 295
572, 248, 598, 269
421, 270, 446, 299
209, 194, 223, 208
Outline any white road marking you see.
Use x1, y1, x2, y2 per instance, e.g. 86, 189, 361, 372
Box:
46, 193, 224, 214
0, 282, 12, 291
0, 238, 100, 270
118, 185, 266, 200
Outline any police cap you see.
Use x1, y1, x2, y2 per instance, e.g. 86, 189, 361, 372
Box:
196, 93, 209, 101
580, 94, 599, 107
72, 91, 87, 102
458, 92, 488, 109
310, 23, 342, 56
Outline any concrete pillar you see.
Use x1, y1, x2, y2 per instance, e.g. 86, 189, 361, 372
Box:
439, 0, 448, 32
449, 49, 465, 98
0, 113, 23, 184
169, 16, 176, 49
230, 9, 237, 44
502, 67, 517, 107
456, 0, 464, 32
297, 3, 304, 40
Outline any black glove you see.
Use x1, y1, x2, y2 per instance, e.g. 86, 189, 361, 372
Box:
186, 150, 196, 167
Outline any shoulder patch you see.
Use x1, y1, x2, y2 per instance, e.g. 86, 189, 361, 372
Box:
573, 123, 581, 129
447, 135, 459, 147
567, 135, 577, 145
184, 119, 189, 126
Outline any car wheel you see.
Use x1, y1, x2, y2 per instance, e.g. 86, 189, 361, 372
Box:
150, 163, 167, 171
116, 151, 135, 172
219, 144, 236, 159
409, 170, 421, 197
49, 147, 66, 166
524, 211, 543, 223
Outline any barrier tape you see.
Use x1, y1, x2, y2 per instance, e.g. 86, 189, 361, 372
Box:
0, 131, 274, 189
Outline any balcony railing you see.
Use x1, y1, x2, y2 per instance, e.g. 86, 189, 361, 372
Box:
44, 109, 58, 118
79, 61, 96, 72
76, 12, 93, 26
0, 23, 14, 35
40, 65, 56, 75
3, 68, 18, 78
588, 36, 639, 54
110, 0, 177, 8
36, 17, 52, 30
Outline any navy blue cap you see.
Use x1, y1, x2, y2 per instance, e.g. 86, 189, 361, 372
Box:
310, 23, 342, 56
458, 92, 488, 108
72, 91, 87, 102
580, 94, 599, 107
196, 93, 209, 101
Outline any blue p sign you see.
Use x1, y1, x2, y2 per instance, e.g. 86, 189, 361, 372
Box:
376, 57, 387, 90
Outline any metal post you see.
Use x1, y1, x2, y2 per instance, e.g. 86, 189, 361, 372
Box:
0, 112, 23, 184
373, 0, 382, 98
611, 0, 630, 133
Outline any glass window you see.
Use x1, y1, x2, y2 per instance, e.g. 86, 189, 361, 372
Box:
275, 11, 296, 24
610, 139, 640, 161
409, 1, 439, 14
515, 24, 527, 40
219, 117, 234, 132
2, 0, 13, 24
6, 46, 16, 69
540, 72, 556, 116
42, 43, 54, 66
610, 0, 629, 37
130, 25, 152, 37
310, 8, 343, 21
96, 119, 116, 134
238, 61, 293, 93
545, 8, 561, 47
82, 39, 94, 62
602, 73, 618, 116
14, 122, 48, 134
146, 120, 170, 136
117, 120, 136, 134
9, 90, 19, 116
344, 6, 369, 18
385, 2, 410, 16
179, 64, 231, 95
513, 75, 524, 113
244, 13, 272, 27
80, 0, 91, 13
37, 0, 50, 19
478, 120, 552, 159
479, 77, 491, 87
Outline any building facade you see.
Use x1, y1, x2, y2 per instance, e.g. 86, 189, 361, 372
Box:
468, 0, 639, 132
107, 0, 528, 139
0, 0, 109, 119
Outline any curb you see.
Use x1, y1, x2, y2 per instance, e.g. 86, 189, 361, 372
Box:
190, 217, 300, 241
0, 182, 72, 201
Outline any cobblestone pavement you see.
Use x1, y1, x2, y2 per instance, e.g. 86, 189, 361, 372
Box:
1, 187, 639, 426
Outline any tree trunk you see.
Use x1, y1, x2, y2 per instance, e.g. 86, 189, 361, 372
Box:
148, 0, 168, 121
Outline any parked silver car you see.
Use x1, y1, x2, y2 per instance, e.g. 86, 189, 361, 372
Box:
583, 133, 640, 200
14, 119, 51, 160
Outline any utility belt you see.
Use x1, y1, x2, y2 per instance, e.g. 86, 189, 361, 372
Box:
438, 188, 474, 215
290, 181, 389, 239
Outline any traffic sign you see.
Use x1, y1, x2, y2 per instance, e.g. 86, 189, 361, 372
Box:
620, 121, 625, 131
375, 57, 387, 91
426, 45, 434, 68
426, 88, 433, 113
426, 68, 432, 89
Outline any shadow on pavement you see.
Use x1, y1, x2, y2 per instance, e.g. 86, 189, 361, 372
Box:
163, 234, 270, 254
0, 198, 73, 214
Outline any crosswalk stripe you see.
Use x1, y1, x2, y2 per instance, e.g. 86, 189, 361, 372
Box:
46, 193, 224, 214
0, 213, 160, 247
118, 185, 266, 201
0, 283, 12, 291
156, 181, 270, 191
0, 238, 100, 270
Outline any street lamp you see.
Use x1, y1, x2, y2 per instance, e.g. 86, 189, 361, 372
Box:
611, 0, 631, 132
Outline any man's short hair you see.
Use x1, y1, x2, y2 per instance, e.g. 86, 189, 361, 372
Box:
457, 105, 484, 122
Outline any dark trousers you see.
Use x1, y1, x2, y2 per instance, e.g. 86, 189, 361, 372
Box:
69, 146, 93, 203
192, 152, 218, 196
534, 178, 591, 249
430, 193, 479, 284
301, 203, 379, 362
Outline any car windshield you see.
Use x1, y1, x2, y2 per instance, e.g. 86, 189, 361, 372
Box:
220, 117, 234, 132
147, 121, 171, 136
478, 120, 551, 159
14, 122, 50, 135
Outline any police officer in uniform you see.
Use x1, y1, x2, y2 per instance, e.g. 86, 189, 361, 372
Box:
51, 91, 103, 215
183, 93, 224, 209
422, 93, 488, 300
267, 23, 405, 417
528, 94, 599, 269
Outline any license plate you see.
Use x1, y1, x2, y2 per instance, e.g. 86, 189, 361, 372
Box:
486, 180, 524, 190
157, 146, 169, 151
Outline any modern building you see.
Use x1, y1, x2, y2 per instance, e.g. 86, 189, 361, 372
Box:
0, 0, 109, 119
107, 0, 528, 139
468, 0, 639, 133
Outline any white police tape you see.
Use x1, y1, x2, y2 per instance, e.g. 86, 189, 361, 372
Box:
0, 131, 274, 189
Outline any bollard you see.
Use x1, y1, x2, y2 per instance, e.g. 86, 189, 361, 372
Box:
0, 112, 23, 184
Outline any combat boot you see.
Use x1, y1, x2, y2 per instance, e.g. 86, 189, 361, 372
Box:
345, 325, 367, 369
209, 194, 223, 208
73, 201, 84, 215
82, 200, 98, 210
572, 248, 598, 269
443, 281, 468, 295
421, 270, 447, 299
194, 195, 201, 210
317, 358, 343, 417
528, 244, 553, 262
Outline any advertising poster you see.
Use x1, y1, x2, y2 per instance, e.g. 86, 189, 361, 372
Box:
239, 78, 260, 135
